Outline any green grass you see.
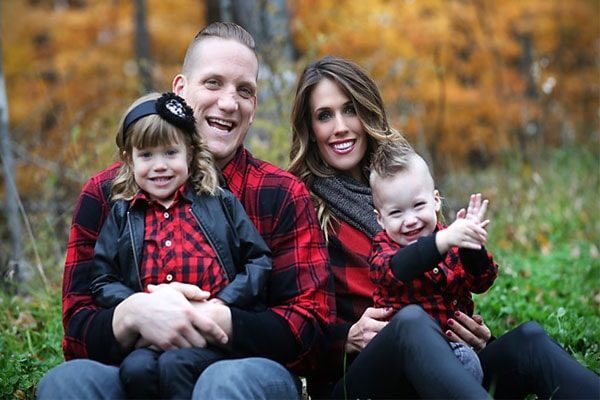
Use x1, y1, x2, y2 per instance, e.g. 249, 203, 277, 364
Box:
0, 146, 598, 399
0, 287, 63, 399
441, 146, 600, 373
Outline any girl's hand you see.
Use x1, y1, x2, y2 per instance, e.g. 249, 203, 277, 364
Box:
345, 307, 394, 354
445, 311, 491, 352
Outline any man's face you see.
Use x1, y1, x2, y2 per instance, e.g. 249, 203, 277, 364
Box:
173, 38, 258, 167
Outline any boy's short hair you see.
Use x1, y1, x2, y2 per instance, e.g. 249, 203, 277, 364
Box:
369, 139, 416, 185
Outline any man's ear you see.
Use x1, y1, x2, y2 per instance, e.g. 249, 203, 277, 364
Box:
433, 189, 441, 212
172, 74, 186, 96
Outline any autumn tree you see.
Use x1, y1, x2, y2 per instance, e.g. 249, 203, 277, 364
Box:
204, 0, 298, 166
289, 0, 599, 172
0, 5, 24, 283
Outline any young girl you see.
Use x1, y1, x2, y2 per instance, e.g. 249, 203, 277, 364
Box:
90, 92, 271, 399
369, 140, 498, 384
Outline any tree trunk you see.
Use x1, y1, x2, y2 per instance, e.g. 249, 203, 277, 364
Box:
204, 0, 298, 153
0, 8, 24, 282
134, 0, 153, 93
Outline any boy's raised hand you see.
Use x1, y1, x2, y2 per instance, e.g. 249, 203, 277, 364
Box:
436, 193, 490, 254
436, 218, 488, 254
465, 193, 489, 227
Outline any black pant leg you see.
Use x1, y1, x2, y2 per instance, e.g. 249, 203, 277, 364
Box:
479, 321, 600, 399
331, 305, 490, 399
119, 347, 161, 399
158, 346, 227, 399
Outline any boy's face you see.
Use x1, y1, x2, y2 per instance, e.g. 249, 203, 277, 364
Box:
131, 140, 189, 208
373, 158, 441, 247
173, 37, 258, 168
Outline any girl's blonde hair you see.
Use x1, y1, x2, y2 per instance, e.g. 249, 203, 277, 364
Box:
288, 56, 409, 238
111, 92, 219, 200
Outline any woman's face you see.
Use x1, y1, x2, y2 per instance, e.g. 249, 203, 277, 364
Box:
309, 78, 368, 181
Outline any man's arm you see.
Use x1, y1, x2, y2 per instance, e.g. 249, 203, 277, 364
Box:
228, 179, 334, 373
62, 164, 118, 360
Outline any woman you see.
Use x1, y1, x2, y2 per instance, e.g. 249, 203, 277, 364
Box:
288, 55, 599, 399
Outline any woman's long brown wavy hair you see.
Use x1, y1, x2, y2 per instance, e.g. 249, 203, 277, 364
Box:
288, 56, 409, 239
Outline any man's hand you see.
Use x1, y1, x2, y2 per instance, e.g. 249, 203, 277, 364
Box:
113, 283, 228, 352
345, 307, 394, 354
191, 300, 233, 349
446, 311, 492, 352
147, 282, 211, 301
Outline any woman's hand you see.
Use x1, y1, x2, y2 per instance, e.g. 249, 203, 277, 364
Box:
446, 311, 492, 352
345, 307, 394, 354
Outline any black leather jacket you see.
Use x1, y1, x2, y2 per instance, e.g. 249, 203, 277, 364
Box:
90, 187, 271, 309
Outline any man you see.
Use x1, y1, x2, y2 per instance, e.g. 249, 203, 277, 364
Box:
38, 22, 333, 399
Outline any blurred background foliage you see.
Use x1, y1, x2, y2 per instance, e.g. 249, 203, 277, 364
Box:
0, 0, 598, 397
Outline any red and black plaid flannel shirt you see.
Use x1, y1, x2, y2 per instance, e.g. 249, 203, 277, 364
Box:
62, 147, 334, 372
132, 188, 228, 294
306, 220, 376, 394
369, 224, 498, 329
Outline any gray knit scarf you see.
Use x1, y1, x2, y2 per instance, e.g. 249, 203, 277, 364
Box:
311, 175, 381, 239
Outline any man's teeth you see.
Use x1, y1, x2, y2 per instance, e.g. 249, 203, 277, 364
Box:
208, 118, 233, 130
333, 141, 353, 151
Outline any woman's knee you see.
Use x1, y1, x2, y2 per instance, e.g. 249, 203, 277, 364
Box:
392, 305, 430, 325
511, 321, 547, 344
389, 305, 435, 333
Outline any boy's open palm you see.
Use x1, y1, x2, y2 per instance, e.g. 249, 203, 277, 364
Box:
464, 193, 489, 226
436, 193, 490, 254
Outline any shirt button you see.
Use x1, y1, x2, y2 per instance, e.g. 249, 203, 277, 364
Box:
166, 274, 173, 282
165, 240, 172, 247
452, 299, 458, 306
164, 212, 170, 219
432, 267, 439, 274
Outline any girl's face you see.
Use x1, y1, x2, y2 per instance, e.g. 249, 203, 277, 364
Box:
309, 78, 368, 181
130, 139, 189, 208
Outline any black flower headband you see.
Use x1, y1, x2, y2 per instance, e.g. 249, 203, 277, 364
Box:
122, 92, 196, 138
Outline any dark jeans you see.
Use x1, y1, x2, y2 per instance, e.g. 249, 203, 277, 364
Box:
331, 305, 600, 399
120, 346, 226, 399
480, 320, 600, 398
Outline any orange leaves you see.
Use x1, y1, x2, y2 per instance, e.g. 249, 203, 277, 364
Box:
290, 0, 598, 168
4, 0, 205, 197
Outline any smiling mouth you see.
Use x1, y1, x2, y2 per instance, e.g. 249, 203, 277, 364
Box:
403, 228, 422, 237
207, 117, 235, 132
331, 140, 355, 153
150, 176, 173, 183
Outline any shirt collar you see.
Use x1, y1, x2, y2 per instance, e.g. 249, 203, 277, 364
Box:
130, 184, 189, 208
220, 146, 247, 198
